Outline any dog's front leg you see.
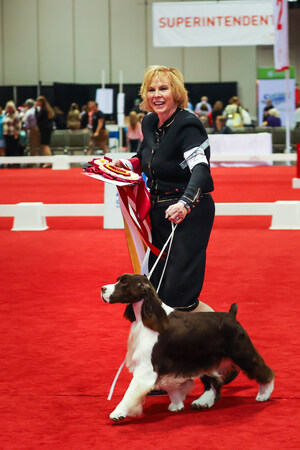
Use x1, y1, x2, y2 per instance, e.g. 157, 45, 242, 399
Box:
110, 370, 157, 421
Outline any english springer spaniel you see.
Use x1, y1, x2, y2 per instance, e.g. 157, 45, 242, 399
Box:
101, 274, 275, 421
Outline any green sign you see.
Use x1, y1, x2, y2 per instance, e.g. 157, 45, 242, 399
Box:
258, 66, 295, 79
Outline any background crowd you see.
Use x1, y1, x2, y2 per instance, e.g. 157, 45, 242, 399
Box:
1, 94, 300, 166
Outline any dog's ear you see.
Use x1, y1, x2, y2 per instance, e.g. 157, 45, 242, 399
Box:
123, 304, 136, 322
141, 282, 168, 333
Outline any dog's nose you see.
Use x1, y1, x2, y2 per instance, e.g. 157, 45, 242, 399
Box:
101, 286, 106, 294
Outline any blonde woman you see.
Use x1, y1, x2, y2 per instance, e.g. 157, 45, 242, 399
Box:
36, 96, 54, 167
126, 111, 143, 152
112, 66, 215, 313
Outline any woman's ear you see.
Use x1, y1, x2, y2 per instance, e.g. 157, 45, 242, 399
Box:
141, 283, 168, 333
123, 304, 136, 323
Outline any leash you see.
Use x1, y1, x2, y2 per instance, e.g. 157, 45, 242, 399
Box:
107, 222, 178, 401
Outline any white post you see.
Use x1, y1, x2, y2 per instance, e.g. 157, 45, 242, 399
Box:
285, 69, 291, 164
118, 70, 124, 150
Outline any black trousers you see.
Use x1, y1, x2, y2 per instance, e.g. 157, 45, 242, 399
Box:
4, 135, 22, 156
149, 194, 215, 310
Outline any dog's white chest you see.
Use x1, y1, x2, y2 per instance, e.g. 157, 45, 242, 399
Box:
126, 321, 158, 373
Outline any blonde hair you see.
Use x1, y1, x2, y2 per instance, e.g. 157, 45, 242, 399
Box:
129, 111, 139, 129
268, 108, 280, 118
5, 101, 16, 113
37, 96, 54, 119
140, 66, 188, 112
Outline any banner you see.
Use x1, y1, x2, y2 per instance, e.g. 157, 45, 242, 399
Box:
153, 1, 274, 47
257, 78, 295, 126
272, 0, 289, 71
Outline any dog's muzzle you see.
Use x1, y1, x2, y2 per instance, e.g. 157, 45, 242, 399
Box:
101, 283, 116, 303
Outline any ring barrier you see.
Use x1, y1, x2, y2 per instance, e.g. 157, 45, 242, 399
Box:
0, 199, 299, 231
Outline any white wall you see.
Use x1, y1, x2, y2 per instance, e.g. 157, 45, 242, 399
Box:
0, 0, 299, 116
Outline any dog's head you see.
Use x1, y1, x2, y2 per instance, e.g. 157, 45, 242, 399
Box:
101, 273, 149, 304
101, 273, 168, 333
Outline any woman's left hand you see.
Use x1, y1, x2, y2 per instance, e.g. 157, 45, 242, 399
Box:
165, 202, 187, 224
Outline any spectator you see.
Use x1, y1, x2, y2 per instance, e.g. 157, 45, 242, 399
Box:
213, 116, 233, 134
263, 99, 274, 122
66, 103, 80, 130
81, 101, 109, 154
211, 101, 224, 127
126, 111, 143, 152
0, 106, 5, 158
197, 104, 213, 128
53, 106, 66, 130
265, 108, 281, 127
293, 102, 300, 128
131, 98, 143, 114
24, 99, 40, 157
195, 96, 212, 115
36, 96, 54, 167
3, 101, 22, 158
224, 97, 243, 130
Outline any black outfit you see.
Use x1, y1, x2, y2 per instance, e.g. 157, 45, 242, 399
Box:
136, 108, 215, 311
36, 108, 53, 145
80, 110, 106, 132
263, 104, 274, 122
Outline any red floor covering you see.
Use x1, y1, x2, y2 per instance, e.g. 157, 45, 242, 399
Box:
0, 167, 300, 449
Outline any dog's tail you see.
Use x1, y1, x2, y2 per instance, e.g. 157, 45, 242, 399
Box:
229, 303, 238, 317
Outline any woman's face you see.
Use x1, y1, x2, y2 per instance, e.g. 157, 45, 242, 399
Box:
146, 75, 177, 121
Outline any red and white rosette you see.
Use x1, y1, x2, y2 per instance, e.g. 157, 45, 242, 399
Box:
83, 157, 142, 186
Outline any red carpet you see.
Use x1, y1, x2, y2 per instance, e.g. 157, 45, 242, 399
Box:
0, 167, 300, 449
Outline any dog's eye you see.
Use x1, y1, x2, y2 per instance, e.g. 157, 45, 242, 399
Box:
120, 280, 127, 287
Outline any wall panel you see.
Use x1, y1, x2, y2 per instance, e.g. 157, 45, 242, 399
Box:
221, 46, 256, 115
0, 0, 3, 85
38, 0, 73, 83
2, 0, 38, 85
147, 0, 183, 73
110, 0, 146, 83
74, 0, 110, 83
183, 47, 219, 83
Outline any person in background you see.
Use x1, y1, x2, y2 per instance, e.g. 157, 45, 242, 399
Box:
36, 95, 54, 168
224, 97, 243, 130
126, 111, 143, 152
53, 106, 66, 130
265, 108, 281, 127
197, 103, 213, 129
211, 100, 224, 128
195, 96, 212, 115
262, 99, 274, 123
24, 99, 40, 156
3, 101, 21, 159
0, 106, 6, 158
213, 116, 233, 134
82, 101, 109, 155
66, 103, 80, 130
293, 102, 300, 128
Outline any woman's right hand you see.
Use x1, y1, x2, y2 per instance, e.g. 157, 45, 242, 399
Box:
110, 160, 122, 168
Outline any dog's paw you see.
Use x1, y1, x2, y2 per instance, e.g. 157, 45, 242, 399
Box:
110, 408, 127, 422
256, 380, 274, 402
168, 401, 184, 412
192, 390, 216, 409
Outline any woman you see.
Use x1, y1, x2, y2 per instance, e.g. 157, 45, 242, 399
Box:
126, 111, 143, 152
3, 101, 21, 158
36, 96, 54, 167
113, 66, 215, 313
66, 103, 81, 130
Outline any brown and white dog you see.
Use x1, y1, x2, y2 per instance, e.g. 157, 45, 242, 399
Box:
101, 274, 275, 421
